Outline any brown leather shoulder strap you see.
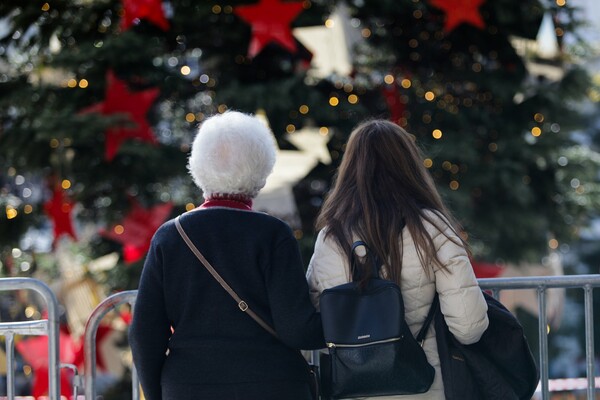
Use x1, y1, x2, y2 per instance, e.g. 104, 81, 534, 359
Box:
174, 216, 278, 338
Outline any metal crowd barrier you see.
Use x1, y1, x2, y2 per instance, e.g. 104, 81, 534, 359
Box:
83, 290, 137, 400
478, 274, 600, 400
4, 275, 600, 400
0, 278, 61, 400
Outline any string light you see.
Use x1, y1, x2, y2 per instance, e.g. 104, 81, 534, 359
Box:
329, 97, 339, 106
78, 79, 88, 88
180, 66, 191, 75
6, 206, 18, 219
425, 91, 435, 101
531, 127, 542, 137
401, 79, 411, 88
348, 94, 359, 104
432, 129, 443, 139
186, 203, 195, 211
449, 180, 460, 190
114, 225, 125, 234
286, 124, 296, 133
423, 158, 433, 168
185, 113, 195, 122
61, 180, 71, 189
384, 75, 394, 84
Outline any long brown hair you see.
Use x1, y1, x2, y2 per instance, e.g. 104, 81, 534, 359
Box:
316, 119, 466, 286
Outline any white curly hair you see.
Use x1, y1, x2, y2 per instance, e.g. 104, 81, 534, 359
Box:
188, 111, 277, 199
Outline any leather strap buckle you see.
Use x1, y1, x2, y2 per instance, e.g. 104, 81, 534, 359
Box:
238, 301, 248, 311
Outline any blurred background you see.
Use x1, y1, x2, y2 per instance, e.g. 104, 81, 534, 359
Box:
0, 0, 599, 398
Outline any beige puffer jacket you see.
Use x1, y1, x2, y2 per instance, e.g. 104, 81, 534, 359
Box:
306, 210, 489, 400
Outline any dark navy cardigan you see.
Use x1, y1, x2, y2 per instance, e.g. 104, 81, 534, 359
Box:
129, 207, 324, 399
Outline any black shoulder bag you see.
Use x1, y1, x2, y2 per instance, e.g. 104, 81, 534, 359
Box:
434, 291, 539, 400
319, 241, 436, 399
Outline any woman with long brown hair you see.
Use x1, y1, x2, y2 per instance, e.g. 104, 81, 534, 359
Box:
307, 119, 489, 399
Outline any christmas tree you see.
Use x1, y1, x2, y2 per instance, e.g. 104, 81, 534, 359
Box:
1, 0, 600, 397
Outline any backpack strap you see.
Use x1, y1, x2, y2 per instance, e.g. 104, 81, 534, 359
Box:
416, 293, 439, 345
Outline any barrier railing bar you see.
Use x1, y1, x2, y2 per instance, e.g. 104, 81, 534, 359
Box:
538, 286, 549, 400
5, 332, 15, 400
0, 320, 49, 336
584, 284, 595, 400
84, 290, 137, 400
0, 278, 60, 400
478, 274, 600, 289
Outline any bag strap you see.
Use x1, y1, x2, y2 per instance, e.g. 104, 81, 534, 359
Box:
416, 293, 439, 345
174, 216, 278, 338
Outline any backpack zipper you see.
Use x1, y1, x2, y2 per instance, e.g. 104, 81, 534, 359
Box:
326, 335, 403, 348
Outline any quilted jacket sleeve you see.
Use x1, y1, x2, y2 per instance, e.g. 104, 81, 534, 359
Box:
306, 229, 349, 310
425, 211, 489, 345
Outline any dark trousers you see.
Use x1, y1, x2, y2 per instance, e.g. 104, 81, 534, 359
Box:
162, 380, 312, 400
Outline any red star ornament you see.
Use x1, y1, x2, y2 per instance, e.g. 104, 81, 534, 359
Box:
234, 0, 305, 58
429, 0, 486, 33
100, 201, 173, 263
15, 331, 79, 398
44, 187, 77, 247
382, 83, 406, 125
82, 72, 160, 161
121, 0, 170, 31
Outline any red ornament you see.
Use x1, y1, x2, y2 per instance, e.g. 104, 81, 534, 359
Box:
120, 0, 170, 31
100, 201, 173, 263
44, 187, 77, 247
382, 83, 406, 125
234, 0, 305, 58
82, 72, 160, 161
429, 0, 486, 33
471, 259, 504, 279
15, 331, 79, 398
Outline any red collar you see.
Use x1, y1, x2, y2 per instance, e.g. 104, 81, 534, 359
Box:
199, 198, 253, 211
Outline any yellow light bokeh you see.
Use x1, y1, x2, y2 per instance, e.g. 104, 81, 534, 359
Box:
185, 203, 196, 211
114, 225, 125, 235
329, 97, 339, 106
449, 180, 460, 190
548, 239, 559, 249
24, 205, 33, 214
319, 127, 329, 136
286, 124, 296, 133
348, 94, 358, 104
401, 79, 411, 89
185, 113, 196, 123
325, 19, 335, 28
50, 138, 60, 148
299, 105, 309, 114
425, 91, 435, 101
423, 158, 433, 168
534, 113, 544, 123
531, 127, 542, 137
41, 3, 50, 11
6, 207, 18, 219
181, 66, 191, 76
61, 180, 71, 189
384, 75, 394, 85
67, 79, 77, 88
79, 79, 89, 88
432, 129, 443, 139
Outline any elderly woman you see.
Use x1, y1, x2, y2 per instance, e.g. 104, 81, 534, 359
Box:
129, 111, 324, 400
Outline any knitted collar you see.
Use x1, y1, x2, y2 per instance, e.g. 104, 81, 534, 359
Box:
200, 194, 253, 211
